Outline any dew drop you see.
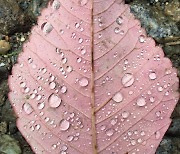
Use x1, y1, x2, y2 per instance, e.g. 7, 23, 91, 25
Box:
77, 57, 82, 63
79, 78, 89, 87
139, 35, 146, 43
106, 129, 114, 137
79, 0, 88, 6
122, 73, 135, 87
49, 82, 56, 89
60, 119, 70, 131
114, 27, 120, 34
42, 22, 53, 34
37, 102, 45, 110
158, 86, 163, 92
112, 92, 123, 103
81, 49, 86, 55
67, 135, 74, 142
110, 119, 117, 125
23, 103, 33, 114
155, 131, 161, 139
100, 125, 106, 131
150, 97, 155, 103
131, 140, 136, 146
60, 86, 67, 93
66, 66, 73, 72
137, 97, 146, 107
51, 0, 61, 10
116, 16, 123, 25
121, 111, 130, 119
149, 72, 157, 80
24, 87, 30, 93
48, 94, 61, 108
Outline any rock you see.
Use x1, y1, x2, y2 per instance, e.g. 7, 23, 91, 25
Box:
0, 121, 7, 134
129, 0, 180, 41
0, 134, 21, 154
156, 137, 180, 154
167, 118, 180, 136
0, 80, 8, 107
0, 0, 25, 35
0, 40, 11, 55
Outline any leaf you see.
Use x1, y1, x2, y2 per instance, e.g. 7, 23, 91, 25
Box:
8, 0, 179, 154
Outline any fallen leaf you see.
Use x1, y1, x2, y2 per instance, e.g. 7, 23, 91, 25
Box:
8, 0, 179, 154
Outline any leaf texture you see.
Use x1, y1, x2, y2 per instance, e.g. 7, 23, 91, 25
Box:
8, 0, 179, 154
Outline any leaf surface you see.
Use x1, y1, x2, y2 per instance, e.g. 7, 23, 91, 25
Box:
8, 0, 179, 154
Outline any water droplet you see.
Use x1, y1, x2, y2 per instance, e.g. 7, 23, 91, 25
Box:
150, 97, 155, 103
100, 125, 106, 131
78, 38, 83, 44
81, 49, 86, 55
51, 0, 61, 10
79, 0, 88, 6
49, 82, 56, 89
20, 82, 26, 88
112, 92, 123, 103
35, 124, 41, 130
77, 57, 82, 63
42, 22, 53, 34
67, 135, 74, 141
48, 94, 61, 108
114, 27, 120, 34
149, 72, 157, 80
137, 97, 146, 107
23, 103, 33, 114
121, 111, 130, 118
131, 140, 136, 146
116, 16, 123, 25
60, 119, 70, 131
37, 102, 45, 110
106, 129, 114, 137
62, 145, 68, 151
62, 58, 67, 64
155, 131, 161, 139
158, 86, 163, 92
24, 87, 30, 93
66, 66, 73, 72
79, 78, 89, 87
60, 86, 67, 93
122, 73, 135, 87
139, 35, 146, 43
155, 111, 161, 117
28, 58, 33, 64
140, 131, 145, 136
110, 119, 117, 125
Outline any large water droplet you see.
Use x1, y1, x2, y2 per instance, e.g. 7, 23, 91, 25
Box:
122, 73, 135, 87
60, 119, 70, 131
106, 129, 114, 137
112, 92, 123, 103
48, 94, 61, 108
42, 22, 53, 34
49, 82, 56, 89
137, 97, 146, 107
149, 72, 157, 80
79, 78, 89, 87
60, 86, 67, 93
114, 27, 120, 34
23, 103, 33, 114
131, 140, 136, 146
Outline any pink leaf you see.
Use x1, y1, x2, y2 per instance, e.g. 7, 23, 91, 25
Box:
8, 0, 179, 154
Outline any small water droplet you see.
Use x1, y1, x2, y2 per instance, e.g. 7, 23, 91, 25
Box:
106, 129, 114, 137
48, 94, 61, 108
23, 103, 33, 114
62, 58, 67, 64
60, 119, 70, 131
67, 135, 74, 142
49, 82, 56, 89
158, 86, 163, 92
42, 22, 53, 34
60, 86, 67, 93
110, 119, 117, 125
137, 97, 146, 107
37, 102, 45, 110
100, 125, 106, 131
112, 92, 123, 103
122, 73, 135, 87
78, 38, 83, 44
131, 140, 136, 146
20, 82, 26, 88
139, 35, 146, 43
121, 111, 130, 118
79, 0, 88, 6
79, 78, 89, 87
150, 97, 155, 103
155, 111, 161, 117
66, 66, 73, 72
114, 27, 120, 34
77, 57, 82, 63
81, 49, 86, 55
155, 131, 161, 139
51, 0, 61, 10
116, 16, 123, 25
149, 72, 157, 80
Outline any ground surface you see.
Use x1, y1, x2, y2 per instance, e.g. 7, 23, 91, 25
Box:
0, 0, 179, 154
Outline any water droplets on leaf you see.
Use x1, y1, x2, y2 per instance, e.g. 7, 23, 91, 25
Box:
51, 0, 61, 10
48, 94, 62, 108
23, 102, 33, 114
106, 129, 114, 137
59, 119, 70, 131
122, 73, 135, 87
121, 111, 130, 118
41, 22, 53, 34
112, 92, 123, 103
116, 16, 123, 25
137, 97, 146, 107
79, 78, 89, 87
149, 72, 157, 80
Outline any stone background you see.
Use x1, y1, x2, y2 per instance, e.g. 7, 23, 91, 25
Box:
0, 0, 179, 153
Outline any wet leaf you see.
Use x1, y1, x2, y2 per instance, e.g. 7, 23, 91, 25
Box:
8, 0, 179, 154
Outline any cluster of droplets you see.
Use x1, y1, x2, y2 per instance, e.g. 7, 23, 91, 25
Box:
114, 16, 124, 35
